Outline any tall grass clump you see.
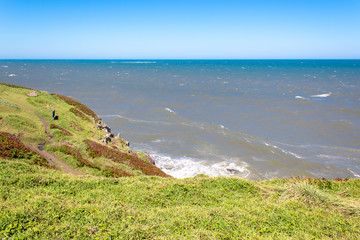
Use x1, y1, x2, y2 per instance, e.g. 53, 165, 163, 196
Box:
0, 98, 19, 112
281, 180, 331, 204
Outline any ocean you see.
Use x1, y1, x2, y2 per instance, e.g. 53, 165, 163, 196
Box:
1, 60, 359, 179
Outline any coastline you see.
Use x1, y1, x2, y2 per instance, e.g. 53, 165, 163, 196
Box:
1, 83, 360, 238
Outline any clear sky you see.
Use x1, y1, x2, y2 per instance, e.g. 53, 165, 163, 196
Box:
1, 0, 359, 59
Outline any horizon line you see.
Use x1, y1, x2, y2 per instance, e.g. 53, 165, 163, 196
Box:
1, 58, 360, 61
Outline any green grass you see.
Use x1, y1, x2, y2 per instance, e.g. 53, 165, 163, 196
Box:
0, 159, 359, 239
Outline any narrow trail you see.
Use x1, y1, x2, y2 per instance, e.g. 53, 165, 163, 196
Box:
35, 112, 54, 144
32, 112, 82, 176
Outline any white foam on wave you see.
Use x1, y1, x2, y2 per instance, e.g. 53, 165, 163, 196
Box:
99, 114, 170, 125
1, 65, 8, 68
164, 108, 176, 114
311, 92, 331, 98
120, 61, 156, 64
348, 168, 360, 178
8, 74, 16, 77
317, 154, 340, 160
151, 152, 250, 179
264, 142, 303, 159
295, 96, 306, 99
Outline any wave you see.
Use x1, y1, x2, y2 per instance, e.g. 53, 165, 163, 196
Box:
102, 112, 232, 136
1, 65, 8, 68
8, 74, 16, 77
347, 168, 360, 178
276, 141, 360, 155
150, 151, 250, 179
295, 96, 307, 100
99, 114, 171, 125
119, 61, 157, 64
164, 108, 176, 114
311, 92, 331, 98
263, 142, 303, 159
152, 139, 165, 143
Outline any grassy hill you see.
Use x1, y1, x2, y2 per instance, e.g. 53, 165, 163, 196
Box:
1, 83, 359, 239
0, 83, 168, 178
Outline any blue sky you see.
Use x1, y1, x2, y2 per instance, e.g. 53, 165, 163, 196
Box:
0, 0, 359, 59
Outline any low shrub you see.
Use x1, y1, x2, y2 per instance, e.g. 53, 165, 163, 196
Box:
0, 83, 34, 90
70, 108, 90, 122
69, 121, 84, 132
104, 166, 132, 177
0, 132, 53, 168
51, 93, 98, 121
50, 124, 72, 136
85, 139, 170, 177
53, 145, 100, 170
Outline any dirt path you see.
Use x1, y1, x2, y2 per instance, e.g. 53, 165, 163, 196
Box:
37, 147, 82, 176
35, 112, 54, 144
33, 112, 82, 176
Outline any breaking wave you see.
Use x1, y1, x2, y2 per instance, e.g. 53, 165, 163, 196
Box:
164, 108, 176, 114
311, 92, 331, 98
150, 152, 250, 179
348, 169, 360, 178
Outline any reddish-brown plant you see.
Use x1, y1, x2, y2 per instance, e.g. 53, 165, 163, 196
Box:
54, 145, 100, 170
51, 93, 98, 121
0, 83, 34, 90
85, 139, 170, 177
69, 108, 91, 122
50, 124, 72, 136
0, 132, 53, 168
104, 166, 132, 177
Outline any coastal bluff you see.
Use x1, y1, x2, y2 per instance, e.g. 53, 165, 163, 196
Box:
0, 83, 169, 178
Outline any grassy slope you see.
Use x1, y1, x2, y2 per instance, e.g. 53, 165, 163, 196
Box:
1, 83, 360, 239
0, 83, 167, 177
1, 160, 359, 239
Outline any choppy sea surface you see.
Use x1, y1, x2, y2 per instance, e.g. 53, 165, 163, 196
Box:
1, 60, 360, 179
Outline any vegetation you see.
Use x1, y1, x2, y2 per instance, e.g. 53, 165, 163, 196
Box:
52, 145, 100, 169
0, 82, 160, 177
0, 132, 52, 168
85, 139, 170, 177
51, 93, 99, 121
50, 124, 72, 136
1, 160, 359, 239
1, 83, 359, 239
69, 107, 91, 122
0, 82, 34, 90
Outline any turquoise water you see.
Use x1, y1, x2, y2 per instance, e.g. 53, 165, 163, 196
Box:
1, 60, 360, 179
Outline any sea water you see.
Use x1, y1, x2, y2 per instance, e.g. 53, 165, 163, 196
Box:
1, 60, 359, 179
